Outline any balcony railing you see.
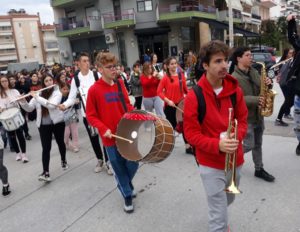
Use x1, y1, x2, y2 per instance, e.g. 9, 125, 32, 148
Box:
218, 10, 242, 23
55, 16, 102, 37
157, 2, 217, 21
252, 14, 262, 20
101, 9, 136, 29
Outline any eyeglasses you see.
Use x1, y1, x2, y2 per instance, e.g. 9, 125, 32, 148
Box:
103, 64, 117, 70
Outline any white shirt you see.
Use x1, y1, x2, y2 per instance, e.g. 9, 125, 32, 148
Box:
63, 70, 100, 117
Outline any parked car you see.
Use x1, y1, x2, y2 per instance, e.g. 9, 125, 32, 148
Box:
251, 46, 277, 62
252, 52, 276, 69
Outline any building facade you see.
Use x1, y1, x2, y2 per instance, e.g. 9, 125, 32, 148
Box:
0, 9, 45, 70
51, 0, 277, 68
41, 24, 61, 66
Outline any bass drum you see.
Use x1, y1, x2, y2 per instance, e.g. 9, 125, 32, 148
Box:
116, 110, 175, 163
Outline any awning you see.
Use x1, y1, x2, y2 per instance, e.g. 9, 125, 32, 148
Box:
225, 0, 243, 11
198, 18, 260, 37
134, 26, 171, 36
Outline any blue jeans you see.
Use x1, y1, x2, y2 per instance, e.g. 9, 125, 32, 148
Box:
294, 95, 300, 142
105, 146, 139, 199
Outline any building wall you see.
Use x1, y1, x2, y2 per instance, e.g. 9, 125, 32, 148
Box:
12, 17, 44, 64
43, 29, 60, 65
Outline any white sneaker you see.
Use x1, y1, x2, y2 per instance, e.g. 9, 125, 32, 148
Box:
73, 147, 79, 153
94, 160, 103, 173
15, 153, 22, 161
21, 153, 29, 163
106, 163, 113, 175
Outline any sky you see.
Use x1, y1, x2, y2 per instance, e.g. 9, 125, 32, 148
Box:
0, 0, 54, 24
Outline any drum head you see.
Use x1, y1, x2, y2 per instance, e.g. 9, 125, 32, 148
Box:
116, 111, 156, 161
0, 108, 20, 120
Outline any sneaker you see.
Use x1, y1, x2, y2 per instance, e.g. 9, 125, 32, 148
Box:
123, 197, 134, 213
73, 147, 79, 153
283, 114, 294, 121
254, 168, 275, 182
275, 119, 288, 127
38, 172, 51, 182
94, 160, 103, 173
25, 134, 32, 140
106, 163, 113, 175
15, 153, 22, 161
296, 143, 300, 156
2, 184, 11, 197
61, 161, 69, 170
21, 153, 29, 163
186, 147, 194, 155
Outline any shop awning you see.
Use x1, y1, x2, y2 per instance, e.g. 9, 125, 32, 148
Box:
225, 0, 243, 11
134, 26, 171, 36
198, 18, 260, 37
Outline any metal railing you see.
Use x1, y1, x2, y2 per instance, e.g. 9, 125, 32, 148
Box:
158, 2, 216, 14
101, 8, 135, 24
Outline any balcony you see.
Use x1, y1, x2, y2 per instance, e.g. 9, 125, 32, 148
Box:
101, 9, 136, 29
50, 0, 75, 8
259, 0, 277, 8
251, 13, 262, 24
0, 30, 13, 36
56, 17, 102, 37
0, 43, 15, 50
218, 10, 242, 23
0, 54, 18, 62
157, 2, 217, 22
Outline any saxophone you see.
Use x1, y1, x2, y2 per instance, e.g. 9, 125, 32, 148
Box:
257, 62, 277, 117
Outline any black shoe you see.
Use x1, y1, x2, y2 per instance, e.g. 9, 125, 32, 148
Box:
2, 184, 11, 197
254, 168, 275, 182
38, 172, 51, 182
25, 134, 32, 140
124, 197, 134, 213
186, 147, 194, 155
275, 119, 288, 127
296, 143, 300, 156
61, 161, 69, 170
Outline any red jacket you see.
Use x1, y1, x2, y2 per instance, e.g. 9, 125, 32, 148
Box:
183, 73, 248, 170
140, 74, 160, 98
157, 73, 188, 104
86, 78, 134, 146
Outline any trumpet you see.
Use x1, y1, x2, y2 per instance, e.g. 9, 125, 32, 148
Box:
224, 108, 241, 194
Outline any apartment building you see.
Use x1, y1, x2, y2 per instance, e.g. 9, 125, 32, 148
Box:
52, 0, 276, 67
0, 9, 45, 70
41, 24, 61, 65
280, 0, 300, 19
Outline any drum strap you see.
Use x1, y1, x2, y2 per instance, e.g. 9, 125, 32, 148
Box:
177, 71, 183, 93
115, 79, 128, 112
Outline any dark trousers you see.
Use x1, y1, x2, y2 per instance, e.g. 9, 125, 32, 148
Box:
20, 108, 29, 136
164, 105, 188, 144
38, 122, 66, 173
0, 149, 8, 185
134, 96, 143, 110
277, 85, 295, 120
83, 117, 107, 162
7, 128, 26, 153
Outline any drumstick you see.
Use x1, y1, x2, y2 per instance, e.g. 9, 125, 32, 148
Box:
111, 134, 134, 144
174, 105, 184, 113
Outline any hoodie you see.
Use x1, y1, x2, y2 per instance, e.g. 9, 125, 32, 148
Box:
183, 73, 248, 170
86, 78, 134, 146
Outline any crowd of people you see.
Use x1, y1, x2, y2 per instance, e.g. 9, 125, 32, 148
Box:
0, 14, 300, 232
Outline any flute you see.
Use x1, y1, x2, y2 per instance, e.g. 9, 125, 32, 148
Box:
11, 84, 56, 103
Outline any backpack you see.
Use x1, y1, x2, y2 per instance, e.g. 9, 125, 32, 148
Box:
190, 85, 237, 165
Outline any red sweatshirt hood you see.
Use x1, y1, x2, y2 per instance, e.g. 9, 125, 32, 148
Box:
199, 73, 239, 99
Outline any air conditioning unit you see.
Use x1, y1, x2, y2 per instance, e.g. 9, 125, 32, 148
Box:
60, 50, 69, 58
105, 33, 114, 44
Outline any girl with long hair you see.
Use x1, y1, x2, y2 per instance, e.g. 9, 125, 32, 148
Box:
0, 75, 28, 162
21, 73, 67, 182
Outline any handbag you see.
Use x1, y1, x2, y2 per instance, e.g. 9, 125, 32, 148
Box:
63, 107, 78, 124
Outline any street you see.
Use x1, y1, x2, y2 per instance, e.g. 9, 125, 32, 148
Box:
0, 82, 300, 232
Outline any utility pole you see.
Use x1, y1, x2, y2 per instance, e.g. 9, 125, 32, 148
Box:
228, 0, 234, 48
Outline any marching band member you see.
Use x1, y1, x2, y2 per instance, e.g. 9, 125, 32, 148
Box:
140, 62, 165, 117
184, 40, 248, 232
86, 52, 139, 213
0, 136, 10, 196
156, 57, 192, 154
21, 73, 67, 182
0, 75, 28, 163
58, 52, 112, 175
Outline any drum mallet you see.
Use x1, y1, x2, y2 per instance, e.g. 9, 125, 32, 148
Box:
111, 134, 134, 144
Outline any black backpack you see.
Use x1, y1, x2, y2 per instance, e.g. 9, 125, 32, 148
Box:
190, 85, 237, 165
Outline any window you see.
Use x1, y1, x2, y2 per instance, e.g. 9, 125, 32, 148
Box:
137, 0, 153, 12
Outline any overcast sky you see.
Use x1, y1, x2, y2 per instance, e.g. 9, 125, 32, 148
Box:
0, 0, 54, 24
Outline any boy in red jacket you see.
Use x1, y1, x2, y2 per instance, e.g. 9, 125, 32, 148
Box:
183, 40, 248, 232
86, 52, 138, 213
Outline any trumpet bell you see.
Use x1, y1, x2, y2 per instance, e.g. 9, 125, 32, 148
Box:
225, 183, 241, 194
